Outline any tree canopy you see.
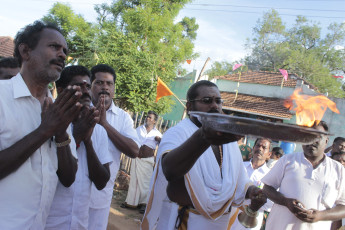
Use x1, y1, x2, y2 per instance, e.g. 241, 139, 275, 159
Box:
207, 10, 345, 98
43, 0, 199, 113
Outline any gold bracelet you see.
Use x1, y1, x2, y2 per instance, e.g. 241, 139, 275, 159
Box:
55, 135, 71, 147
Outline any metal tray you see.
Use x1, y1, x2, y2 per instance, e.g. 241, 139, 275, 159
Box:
189, 111, 330, 144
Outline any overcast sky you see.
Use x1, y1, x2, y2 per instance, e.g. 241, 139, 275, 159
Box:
1, 0, 345, 74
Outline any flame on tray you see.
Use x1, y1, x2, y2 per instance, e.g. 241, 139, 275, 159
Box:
284, 88, 340, 127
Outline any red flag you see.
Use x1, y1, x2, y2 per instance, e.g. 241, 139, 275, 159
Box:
233, 63, 243, 71
333, 76, 344, 79
279, 69, 288, 81
156, 77, 174, 102
186, 59, 192, 64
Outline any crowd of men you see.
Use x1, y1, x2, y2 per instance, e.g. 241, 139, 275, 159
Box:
1, 20, 345, 230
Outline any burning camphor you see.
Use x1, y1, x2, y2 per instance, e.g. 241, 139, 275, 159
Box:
284, 89, 340, 127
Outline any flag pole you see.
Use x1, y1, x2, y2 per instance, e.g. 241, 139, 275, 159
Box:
172, 94, 186, 109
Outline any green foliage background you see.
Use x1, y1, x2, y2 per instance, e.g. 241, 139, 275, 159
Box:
206, 10, 345, 98
43, 0, 199, 114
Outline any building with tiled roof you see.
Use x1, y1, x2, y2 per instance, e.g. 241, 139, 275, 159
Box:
216, 71, 298, 88
0, 36, 14, 58
215, 71, 319, 121
214, 71, 318, 90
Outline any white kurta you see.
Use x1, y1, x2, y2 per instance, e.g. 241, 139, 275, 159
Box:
0, 74, 77, 230
89, 102, 140, 229
229, 161, 273, 230
125, 125, 162, 206
45, 124, 112, 230
262, 152, 345, 230
141, 118, 251, 230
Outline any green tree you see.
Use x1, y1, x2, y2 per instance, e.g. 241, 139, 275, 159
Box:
42, 2, 96, 64
43, 0, 199, 114
245, 10, 345, 97
205, 61, 248, 79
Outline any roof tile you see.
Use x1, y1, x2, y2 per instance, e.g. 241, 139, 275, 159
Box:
0, 36, 14, 57
215, 71, 297, 88
221, 91, 293, 119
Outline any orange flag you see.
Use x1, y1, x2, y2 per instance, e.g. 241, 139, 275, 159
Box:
156, 77, 174, 102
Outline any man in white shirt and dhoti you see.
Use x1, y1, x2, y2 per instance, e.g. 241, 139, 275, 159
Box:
142, 80, 267, 230
88, 64, 140, 230
122, 110, 162, 213
262, 121, 345, 230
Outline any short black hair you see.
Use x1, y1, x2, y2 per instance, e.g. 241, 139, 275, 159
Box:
332, 152, 341, 158
187, 80, 218, 101
0, 57, 20, 69
272, 147, 284, 158
14, 20, 62, 66
333, 137, 345, 144
90, 64, 116, 83
56, 65, 90, 89
147, 110, 158, 121
313, 120, 329, 132
254, 137, 271, 148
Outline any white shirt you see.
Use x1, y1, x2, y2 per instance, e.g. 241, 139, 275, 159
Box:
136, 125, 162, 149
90, 102, 140, 209
230, 161, 273, 230
262, 152, 345, 230
0, 74, 77, 230
46, 124, 112, 230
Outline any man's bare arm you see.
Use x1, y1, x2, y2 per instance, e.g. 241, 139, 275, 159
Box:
263, 184, 287, 206
263, 184, 312, 220
0, 127, 52, 180
162, 126, 241, 182
324, 145, 332, 154
85, 138, 110, 190
102, 121, 139, 158
310, 205, 345, 222
0, 86, 81, 181
162, 128, 210, 181
97, 97, 139, 158
56, 132, 78, 187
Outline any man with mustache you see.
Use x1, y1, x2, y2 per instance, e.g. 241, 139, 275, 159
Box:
228, 138, 273, 230
88, 64, 140, 230
142, 80, 266, 230
45, 65, 112, 230
0, 21, 80, 229
262, 121, 345, 229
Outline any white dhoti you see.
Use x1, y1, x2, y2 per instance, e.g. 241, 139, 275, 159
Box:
141, 118, 252, 230
125, 157, 154, 207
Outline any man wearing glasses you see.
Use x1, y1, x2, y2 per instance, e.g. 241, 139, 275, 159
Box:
142, 80, 266, 230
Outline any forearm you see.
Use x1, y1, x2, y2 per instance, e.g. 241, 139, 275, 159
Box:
324, 146, 332, 154
0, 127, 51, 180
56, 133, 78, 187
102, 121, 139, 158
85, 139, 110, 190
263, 184, 287, 206
162, 128, 210, 181
319, 205, 345, 221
